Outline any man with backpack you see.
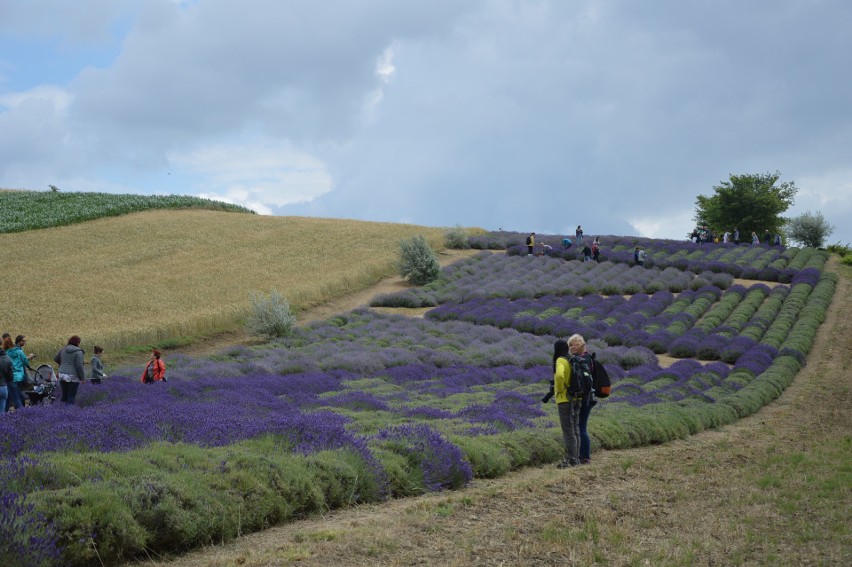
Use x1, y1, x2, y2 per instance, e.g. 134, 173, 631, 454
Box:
526, 233, 535, 256
550, 334, 594, 468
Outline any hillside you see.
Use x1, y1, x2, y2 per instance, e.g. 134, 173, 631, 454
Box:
137, 257, 852, 567
2, 209, 448, 359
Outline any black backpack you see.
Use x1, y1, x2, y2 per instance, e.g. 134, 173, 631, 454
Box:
526, 235, 532, 245
590, 352, 611, 398
567, 354, 593, 397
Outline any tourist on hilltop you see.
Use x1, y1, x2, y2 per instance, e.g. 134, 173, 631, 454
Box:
526, 232, 535, 256
637, 247, 647, 267
582, 241, 592, 262
5, 335, 35, 411
576, 225, 584, 243
0, 342, 12, 413
591, 238, 601, 262
141, 349, 167, 383
733, 227, 740, 245
751, 231, 760, 246
763, 229, 772, 245
90, 346, 107, 384
55, 335, 85, 404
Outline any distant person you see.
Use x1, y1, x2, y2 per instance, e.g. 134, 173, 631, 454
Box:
0, 342, 12, 412
55, 335, 85, 404
6, 335, 35, 411
751, 232, 759, 246
773, 234, 782, 246
551, 338, 581, 468
690, 228, 699, 243
723, 231, 730, 243
733, 228, 740, 245
526, 233, 535, 256
582, 242, 592, 262
638, 247, 646, 267
591, 238, 601, 262
90, 346, 106, 384
576, 225, 584, 243
141, 350, 166, 383
763, 229, 771, 245
562, 237, 573, 249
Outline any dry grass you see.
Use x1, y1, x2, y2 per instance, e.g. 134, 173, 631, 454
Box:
3, 210, 447, 359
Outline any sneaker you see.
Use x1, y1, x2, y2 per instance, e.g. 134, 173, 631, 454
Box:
556, 460, 574, 469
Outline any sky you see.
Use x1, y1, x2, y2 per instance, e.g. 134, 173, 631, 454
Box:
2, 0, 851, 244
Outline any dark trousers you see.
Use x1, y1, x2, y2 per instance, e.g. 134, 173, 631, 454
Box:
60, 381, 80, 404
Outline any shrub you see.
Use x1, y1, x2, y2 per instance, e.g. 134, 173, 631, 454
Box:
246, 289, 296, 338
399, 235, 441, 285
444, 225, 470, 249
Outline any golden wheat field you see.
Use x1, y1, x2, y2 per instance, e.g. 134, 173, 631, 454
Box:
2, 210, 449, 359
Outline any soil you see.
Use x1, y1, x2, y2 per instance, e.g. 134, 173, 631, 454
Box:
128, 256, 851, 567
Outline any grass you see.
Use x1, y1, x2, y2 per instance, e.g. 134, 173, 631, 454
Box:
3, 209, 446, 359
0, 189, 254, 233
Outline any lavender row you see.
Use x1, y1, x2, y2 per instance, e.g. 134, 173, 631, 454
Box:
371, 253, 734, 308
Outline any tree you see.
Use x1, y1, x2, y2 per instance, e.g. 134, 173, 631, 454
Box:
785, 211, 835, 248
399, 235, 440, 285
694, 172, 797, 238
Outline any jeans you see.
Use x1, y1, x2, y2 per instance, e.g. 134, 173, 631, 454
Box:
579, 396, 598, 461
558, 399, 581, 465
0, 385, 7, 412
60, 381, 80, 405
5, 381, 24, 411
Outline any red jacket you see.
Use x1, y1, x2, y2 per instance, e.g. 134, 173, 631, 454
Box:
141, 359, 166, 383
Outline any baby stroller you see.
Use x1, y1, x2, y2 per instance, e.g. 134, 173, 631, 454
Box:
24, 364, 58, 405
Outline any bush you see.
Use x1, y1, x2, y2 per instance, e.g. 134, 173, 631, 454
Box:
444, 225, 470, 249
399, 235, 441, 285
246, 289, 296, 338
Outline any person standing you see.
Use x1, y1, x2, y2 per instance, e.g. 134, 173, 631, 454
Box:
90, 346, 107, 384
5, 335, 35, 411
582, 242, 592, 262
751, 231, 760, 246
570, 335, 597, 465
637, 247, 646, 267
55, 335, 85, 404
733, 227, 740, 244
591, 238, 601, 262
140, 350, 166, 383
575, 225, 584, 243
552, 338, 583, 468
0, 343, 12, 412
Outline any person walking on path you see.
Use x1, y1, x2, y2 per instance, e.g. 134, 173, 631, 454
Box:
5, 335, 35, 411
552, 338, 583, 468
90, 346, 107, 384
55, 335, 85, 404
591, 238, 601, 262
140, 350, 166, 383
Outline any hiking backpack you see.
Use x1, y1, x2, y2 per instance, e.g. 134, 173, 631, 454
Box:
590, 352, 611, 398
567, 354, 594, 398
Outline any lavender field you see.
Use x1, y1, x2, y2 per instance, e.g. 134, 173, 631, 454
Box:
0, 237, 837, 566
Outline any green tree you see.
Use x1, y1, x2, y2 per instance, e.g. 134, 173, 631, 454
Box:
785, 211, 835, 248
694, 172, 797, 238
399, 235, 440, 285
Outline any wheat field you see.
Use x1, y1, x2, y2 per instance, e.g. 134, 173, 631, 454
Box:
2, 209, 448, 359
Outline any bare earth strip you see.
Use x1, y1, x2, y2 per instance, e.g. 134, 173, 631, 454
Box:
132, 259, 851, 567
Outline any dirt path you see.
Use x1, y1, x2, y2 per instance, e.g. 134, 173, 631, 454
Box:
132, 259, 851, 566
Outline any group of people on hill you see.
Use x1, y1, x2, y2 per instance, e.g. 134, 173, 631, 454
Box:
527, 227, 602, 263
695, 226, 783, 247
0, 332, 167, 410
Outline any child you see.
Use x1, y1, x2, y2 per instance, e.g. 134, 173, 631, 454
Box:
90, 346, 107, 384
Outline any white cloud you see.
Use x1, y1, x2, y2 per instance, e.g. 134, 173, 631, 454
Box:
170, 139, 333, 212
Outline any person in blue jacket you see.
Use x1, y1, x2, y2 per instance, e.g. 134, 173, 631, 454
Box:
4, 335, 34, 411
